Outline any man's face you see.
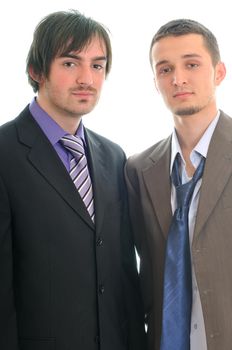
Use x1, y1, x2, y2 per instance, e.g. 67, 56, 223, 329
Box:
37, 36, 107, 123
151, 34, 225, 118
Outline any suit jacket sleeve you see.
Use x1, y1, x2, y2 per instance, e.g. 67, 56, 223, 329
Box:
120, 168, 148, 350
0, 175, 19, 349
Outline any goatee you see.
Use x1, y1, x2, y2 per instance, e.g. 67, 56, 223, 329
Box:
175, 106, 201, 116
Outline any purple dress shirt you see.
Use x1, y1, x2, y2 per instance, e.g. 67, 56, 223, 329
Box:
29, 98, 86, 171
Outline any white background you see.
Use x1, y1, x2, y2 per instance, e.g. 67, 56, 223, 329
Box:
1, 0, 232, 156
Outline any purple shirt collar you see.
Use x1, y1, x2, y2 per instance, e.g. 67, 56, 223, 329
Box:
29, 98, 86, 145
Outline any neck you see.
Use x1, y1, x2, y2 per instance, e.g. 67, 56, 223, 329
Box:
173, 107, 217, 173
54, 118, 81, 135
174, 108, 217, 152
36, 96, 82, 135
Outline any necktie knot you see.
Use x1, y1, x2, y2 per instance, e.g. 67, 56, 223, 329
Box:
60, 134, 85, 161
172, 154, 205, 209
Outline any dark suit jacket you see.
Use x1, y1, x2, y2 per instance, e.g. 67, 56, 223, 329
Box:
0, 105, 146, 350
125, 110, 232, 350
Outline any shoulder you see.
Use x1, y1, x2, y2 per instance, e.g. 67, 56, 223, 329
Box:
85, 127, 126, 158
212, 110, 232, 142
0, 105, 30, 137
218, 110, 232, 127
0, 115, 18, 144
126, 135, 172, 171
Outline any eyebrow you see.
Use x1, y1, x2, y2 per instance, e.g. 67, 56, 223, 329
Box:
181, 53, 202, 59
60, 53, 107, 62
155, 59, 169, 69
155, 53, 202, 69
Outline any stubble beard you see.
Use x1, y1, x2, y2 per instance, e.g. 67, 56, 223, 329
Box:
174, 105, 202, 117
54, 96, 99, 119
172, 93, 215, 117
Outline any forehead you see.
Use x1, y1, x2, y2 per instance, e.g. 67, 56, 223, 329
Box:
76, 36, 107, 56
151, 34, 210, 65
58, 35, 107, 59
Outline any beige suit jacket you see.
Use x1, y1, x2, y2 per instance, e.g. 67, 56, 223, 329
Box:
125, 110, 232, 350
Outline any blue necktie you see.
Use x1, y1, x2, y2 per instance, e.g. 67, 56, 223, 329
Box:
160, 154, 205, 350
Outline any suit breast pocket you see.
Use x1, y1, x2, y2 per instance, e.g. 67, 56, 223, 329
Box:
19, 337, 56, 350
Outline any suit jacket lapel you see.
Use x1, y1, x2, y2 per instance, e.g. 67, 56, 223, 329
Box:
142, 136, 173, 239
16, 110, 94, 230
194, 112, 232, 238
85, 129, 109, 234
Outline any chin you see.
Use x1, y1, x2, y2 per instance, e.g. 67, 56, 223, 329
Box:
174, 106, 201, 116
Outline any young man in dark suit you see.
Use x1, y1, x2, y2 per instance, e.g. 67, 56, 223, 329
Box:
0, 10, 146, 350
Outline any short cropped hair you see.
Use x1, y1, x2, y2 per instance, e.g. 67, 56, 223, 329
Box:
149, 19, 221, 67
26, 10, 112, 92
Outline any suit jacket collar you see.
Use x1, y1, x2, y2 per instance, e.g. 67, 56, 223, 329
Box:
142, 110, 232, 240
15, 106, 109, 232
194, 110, 232, 239
84, 128, 111, 233
142, 135, 173, 238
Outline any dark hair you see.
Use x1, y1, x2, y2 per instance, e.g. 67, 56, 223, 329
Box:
26, 10, 112, 92
149, 19, 221, 67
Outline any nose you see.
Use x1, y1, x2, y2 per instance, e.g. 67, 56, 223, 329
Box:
172, 68, 187, 86
76, 66, 93, 87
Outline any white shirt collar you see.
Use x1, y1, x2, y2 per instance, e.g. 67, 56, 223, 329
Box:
170, 111, 220, 175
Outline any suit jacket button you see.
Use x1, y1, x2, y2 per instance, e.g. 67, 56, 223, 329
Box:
99, 284, 105, 294
96, 237, 103, 246
95, 335, 100, 344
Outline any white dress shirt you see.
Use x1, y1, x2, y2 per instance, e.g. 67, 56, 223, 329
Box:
170, 112, 220, 350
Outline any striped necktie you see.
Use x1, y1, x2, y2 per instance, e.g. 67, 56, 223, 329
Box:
60, 134, 95, 223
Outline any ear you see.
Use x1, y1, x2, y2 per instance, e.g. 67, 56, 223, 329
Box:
215, 61, 226, 86
28, 66, 44, 85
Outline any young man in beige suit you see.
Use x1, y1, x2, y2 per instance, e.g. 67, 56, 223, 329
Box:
125, 19, 231, 350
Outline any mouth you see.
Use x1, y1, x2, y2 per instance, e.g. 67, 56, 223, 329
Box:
71, 91, 95, 98
71, 87, 96, 97
74, 92, 93, 97
173, 91, 194, 98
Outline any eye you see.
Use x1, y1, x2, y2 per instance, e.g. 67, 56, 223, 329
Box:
93, 63, 106, 71
93, 64, 103, 70
63, 62, 76, 68
158, 66, 172, 75
187, 63, 199, 69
